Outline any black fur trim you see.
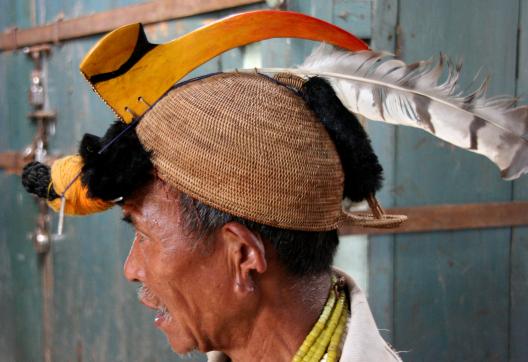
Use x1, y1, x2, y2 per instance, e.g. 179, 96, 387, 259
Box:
301, 77, 383, 202
21, 161, 59, 200
79, 121, 153, 201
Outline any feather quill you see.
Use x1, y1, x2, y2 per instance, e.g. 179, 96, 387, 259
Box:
250, 45, 528, 180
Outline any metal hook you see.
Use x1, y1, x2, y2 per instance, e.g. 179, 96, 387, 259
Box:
137, 96, 151, 108
124, 106, 139, 118
111, 196, 123, 203
57, 195, 65, 236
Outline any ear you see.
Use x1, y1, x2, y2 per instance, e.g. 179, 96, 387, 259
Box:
219, 222, 267, 294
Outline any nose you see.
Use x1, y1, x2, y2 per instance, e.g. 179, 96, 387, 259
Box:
124, 234, 145, 282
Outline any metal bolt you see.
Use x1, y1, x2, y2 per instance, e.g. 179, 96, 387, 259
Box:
34, 229, 50, 254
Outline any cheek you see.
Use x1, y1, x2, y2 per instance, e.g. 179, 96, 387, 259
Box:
192, 255, 236, 318
166, 246, 231, 313
136, 239, 183, 299
147, 241, 201, 298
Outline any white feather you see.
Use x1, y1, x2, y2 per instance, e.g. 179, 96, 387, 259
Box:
246, 44, 528, 180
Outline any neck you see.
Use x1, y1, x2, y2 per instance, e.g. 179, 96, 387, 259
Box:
226, 272, 332, 362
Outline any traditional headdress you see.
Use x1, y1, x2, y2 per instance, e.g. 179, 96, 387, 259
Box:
22, 10, 527, 233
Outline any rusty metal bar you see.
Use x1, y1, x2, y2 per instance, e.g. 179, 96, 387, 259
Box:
38, 207, 53, 362
0, 0, 264, 51
0, 151, 30, 174
0, 151, 60, 175
339, 201, 528, 235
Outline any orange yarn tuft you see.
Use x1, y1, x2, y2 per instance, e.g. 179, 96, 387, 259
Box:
48, 155, 113, 215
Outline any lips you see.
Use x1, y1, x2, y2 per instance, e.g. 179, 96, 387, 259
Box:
138, 293, 171, 327
140, 298, 159, 311
155, 304, 171, 326
154, 311, 166, 326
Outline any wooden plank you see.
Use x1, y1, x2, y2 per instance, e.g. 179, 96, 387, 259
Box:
0, 178, 44, 362
0, 151, 28, 174
0, 0, 264, 50
1, 177, 45, 358
510, 213, 528, 362
0, 181, 15, 361
0, 151, 60, 174
393, 0, 518, 360
38, 0, 147, 24
0, 3, 45, 359
340, 201, 528, 235
367, 0, 398, 344
0, 0, 35, 30
510, 0, 528, 360
333, 0, 372, 40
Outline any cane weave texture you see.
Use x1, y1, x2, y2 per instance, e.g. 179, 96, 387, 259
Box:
136, 72, 344, 231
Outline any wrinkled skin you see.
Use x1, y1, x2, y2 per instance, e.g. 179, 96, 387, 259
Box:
122, 178, 330, 361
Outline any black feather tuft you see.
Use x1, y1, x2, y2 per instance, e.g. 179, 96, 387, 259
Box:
301, 77, 383, 202
21, 161, 59, 200
79, 121, 153, 201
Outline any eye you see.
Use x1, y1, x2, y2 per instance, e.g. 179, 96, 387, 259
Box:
136, 232, 147, 244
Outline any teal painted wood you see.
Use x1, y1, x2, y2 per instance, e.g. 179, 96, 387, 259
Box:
0, 211, 15, 362
333, 0, 371, 39
0, 47, 43, 359
394, 0, 520, 361
0, 2, 45, 360
0, 176, 43, 362
510, 0, 528, 360
367, 0, 398, 344
40, 0, 146, 23
0, 0, 36, 29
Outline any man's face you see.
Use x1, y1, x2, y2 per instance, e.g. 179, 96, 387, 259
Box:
121, 179, 233, 353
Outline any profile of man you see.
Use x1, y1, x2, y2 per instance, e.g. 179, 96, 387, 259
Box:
87, 73, 400, 361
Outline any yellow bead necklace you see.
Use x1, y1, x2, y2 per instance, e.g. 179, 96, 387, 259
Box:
292, 275, 349, 362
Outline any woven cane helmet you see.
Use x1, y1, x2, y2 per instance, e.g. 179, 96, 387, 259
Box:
137, 72, 344, 231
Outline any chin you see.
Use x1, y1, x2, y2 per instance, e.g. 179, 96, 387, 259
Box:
167, 336, 200, 355
163, 322, 199, 354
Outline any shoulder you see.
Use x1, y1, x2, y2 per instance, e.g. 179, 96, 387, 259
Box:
207, 351, 230, 362
334, 267, 402, 362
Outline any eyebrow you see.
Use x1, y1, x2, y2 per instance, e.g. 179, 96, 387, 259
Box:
122, 213, 134, 225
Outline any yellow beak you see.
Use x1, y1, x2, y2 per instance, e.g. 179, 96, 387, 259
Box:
80, 10, 368, 123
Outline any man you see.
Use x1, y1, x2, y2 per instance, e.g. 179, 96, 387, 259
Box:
110, 71, 402, 361
22, 9, 524, 362
23, 70, 401, 361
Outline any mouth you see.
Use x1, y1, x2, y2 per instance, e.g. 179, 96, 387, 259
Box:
154, 305, 171, 327
138, 285, 172, 327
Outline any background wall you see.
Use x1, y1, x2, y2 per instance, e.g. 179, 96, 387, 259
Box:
368, 1, 528, 361
0, 0, 526, 361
